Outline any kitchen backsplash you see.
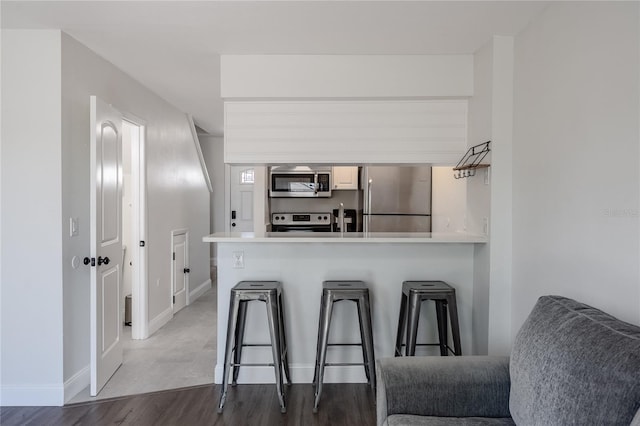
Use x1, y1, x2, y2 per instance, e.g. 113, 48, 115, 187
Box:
269, 190, 361, 214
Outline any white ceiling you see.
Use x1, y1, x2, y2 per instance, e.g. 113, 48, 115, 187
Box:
2, 1, 549, 135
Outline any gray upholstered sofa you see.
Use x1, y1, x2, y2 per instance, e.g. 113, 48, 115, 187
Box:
377, 295, 640, 425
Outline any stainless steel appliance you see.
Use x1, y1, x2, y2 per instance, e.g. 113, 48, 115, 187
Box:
269, 166, 332, 198
271, 212, 333, 232
363, 166, 432, 232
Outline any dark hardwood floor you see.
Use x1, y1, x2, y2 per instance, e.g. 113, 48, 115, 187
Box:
0, 383, 376, 426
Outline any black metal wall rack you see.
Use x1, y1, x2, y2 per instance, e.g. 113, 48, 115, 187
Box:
453, 141, 491, 179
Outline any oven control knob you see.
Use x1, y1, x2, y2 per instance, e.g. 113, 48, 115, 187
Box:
324, 216, 328, 220
274, 216, 279, 221
318, 216, 322, 220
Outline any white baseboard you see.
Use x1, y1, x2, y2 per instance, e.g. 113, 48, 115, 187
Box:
213, 364, 368, 385
148, 305, 173, 336
0, 384, 64, 406
189, 279, 212, 304
64, 365, 90, 404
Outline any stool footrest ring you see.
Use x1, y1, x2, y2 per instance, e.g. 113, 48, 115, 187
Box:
323, 362, 367, 367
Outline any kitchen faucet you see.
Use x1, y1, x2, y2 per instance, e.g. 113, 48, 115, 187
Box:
338, 202, 345, 234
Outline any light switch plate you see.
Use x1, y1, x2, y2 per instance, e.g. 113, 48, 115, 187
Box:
70, 217, 79, 237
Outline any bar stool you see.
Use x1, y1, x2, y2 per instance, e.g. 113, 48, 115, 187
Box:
394, 281, 461, 357
312, 280, 375, 413
218, 281, 291, 413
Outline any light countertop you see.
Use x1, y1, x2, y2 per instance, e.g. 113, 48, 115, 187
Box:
202, 231, 487, 244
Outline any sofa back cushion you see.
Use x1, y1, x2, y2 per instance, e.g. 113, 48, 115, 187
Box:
509, 296, 640, 425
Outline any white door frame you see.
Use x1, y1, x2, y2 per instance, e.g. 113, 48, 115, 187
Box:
122, 113, 149, 340
225, 164, 231, 233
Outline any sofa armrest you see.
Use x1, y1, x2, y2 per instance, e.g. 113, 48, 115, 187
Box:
377, 356, 511, 426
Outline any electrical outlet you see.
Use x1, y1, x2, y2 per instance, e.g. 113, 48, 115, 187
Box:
232, 251, 244, 268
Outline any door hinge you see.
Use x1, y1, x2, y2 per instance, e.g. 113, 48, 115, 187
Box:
173, 252, 176, 261
173, 295, 175, 304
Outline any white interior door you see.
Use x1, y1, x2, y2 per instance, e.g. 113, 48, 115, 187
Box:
230, 166, 255, 232
172, 231, 188, 313
90, 96, 123, 396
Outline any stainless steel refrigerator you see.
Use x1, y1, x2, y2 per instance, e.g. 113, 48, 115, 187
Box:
363, 166, 432, 232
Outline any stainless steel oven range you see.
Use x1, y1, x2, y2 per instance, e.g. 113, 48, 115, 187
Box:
271, 212, 333, 232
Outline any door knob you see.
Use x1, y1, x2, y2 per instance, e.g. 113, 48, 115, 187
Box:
83, 257, 95, 266
97, 256, 110, 266
231, 223, 236, 227
184, 268, 190, 274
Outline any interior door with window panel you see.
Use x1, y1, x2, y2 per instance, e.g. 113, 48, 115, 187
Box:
230, 166, 255, 232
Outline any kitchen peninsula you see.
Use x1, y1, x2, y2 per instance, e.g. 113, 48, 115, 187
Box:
203, 231, 486, 385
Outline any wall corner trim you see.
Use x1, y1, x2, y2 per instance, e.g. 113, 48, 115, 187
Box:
189, 279, 212, 304
148, 306, 174, 337
63, 365, 90, 404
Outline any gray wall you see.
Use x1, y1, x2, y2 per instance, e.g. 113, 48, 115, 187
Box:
0, 29, 211, 405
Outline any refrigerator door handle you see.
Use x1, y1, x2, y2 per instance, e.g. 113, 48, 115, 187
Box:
365, 178, 373, 233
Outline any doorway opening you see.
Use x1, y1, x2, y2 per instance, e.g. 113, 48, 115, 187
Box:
122, 118, 148, 341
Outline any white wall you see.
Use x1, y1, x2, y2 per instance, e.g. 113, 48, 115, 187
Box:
224, 100, 468, 164
200, 135, 226, 263
221, 55, 473, 98
1, 30, 64, 406
467, 39, 493, 356
486, 36, 515, 355
431, 167, 467, 234
511, 2, 640, 339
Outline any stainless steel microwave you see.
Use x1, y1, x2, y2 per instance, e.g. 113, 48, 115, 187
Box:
269, 166, 332, 198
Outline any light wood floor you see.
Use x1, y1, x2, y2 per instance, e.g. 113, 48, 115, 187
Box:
1, 383, 376, 425
70, 284, 217, 403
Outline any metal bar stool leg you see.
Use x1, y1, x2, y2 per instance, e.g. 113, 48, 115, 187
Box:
218, 292, 240, 413
232, 300, 249, 385
406, 292, 422, 356
359, 293, 376, 393
435, 300, 449, 356
277, 291, 291, 385
356, 299, 370, 384
312, 294, 326, 389
266, 292, 286, 413
394, 293, 408, 356
446, 294, 462, 356
313, 293, 334, 413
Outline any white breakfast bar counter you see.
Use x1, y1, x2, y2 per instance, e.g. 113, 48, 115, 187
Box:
203, 232, 487, 384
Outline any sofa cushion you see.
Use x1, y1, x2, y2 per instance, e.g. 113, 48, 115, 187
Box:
385, 415, 515, 426
510, 295, 640, 425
